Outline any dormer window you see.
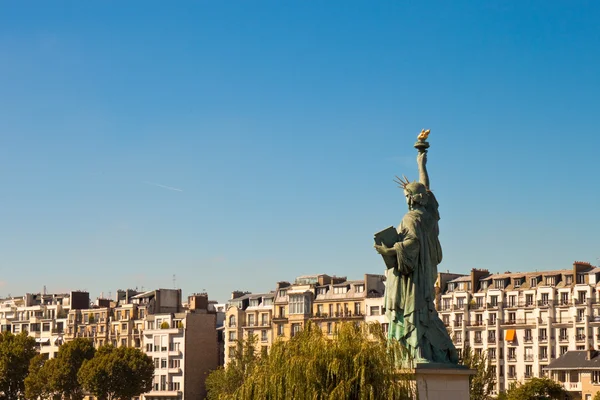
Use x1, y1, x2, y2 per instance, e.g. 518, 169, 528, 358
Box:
514, 279, 522, 288
333, 286, 348, 294
249, 299, 260, 307
565, 276, 573, 285
317, 287, 328, 295
530, 278, 537, 287
481, 281, 489, 290
545, 276, 555, 286
279, 290, 287, 297
494, 280, 505, 289
355, 285, 365, 293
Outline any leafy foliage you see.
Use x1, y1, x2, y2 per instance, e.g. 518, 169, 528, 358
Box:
0, 331, 37, 400
78, 345, 154, 400
160, 322, 170, 329
459, 347, 496, 400
24, 354, 55, 400
503, 377, 566, 400
593, 391, 600, 400
50, 338, 96, 400
206, 322, 415, 400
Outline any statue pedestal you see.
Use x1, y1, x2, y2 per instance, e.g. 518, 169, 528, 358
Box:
413, 364, 475, 400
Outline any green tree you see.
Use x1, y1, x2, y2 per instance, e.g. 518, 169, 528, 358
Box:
206, 322, 415, 400
24, 354, 55, 400
78, 345, 154, 400
459, 347, 496, 400
48, 338, 95, 400
504, 377, 566, 400
593, 391, 600, 400
0, 331, 37, 400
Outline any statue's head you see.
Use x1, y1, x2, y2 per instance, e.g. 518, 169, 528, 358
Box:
394, 175, 428, 208
404, 182, 428, 207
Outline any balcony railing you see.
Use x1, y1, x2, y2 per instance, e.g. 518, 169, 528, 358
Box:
488, 336, 496, 343
525, 354, 534, 361
576, 334, 586, 342
524, 336, 534, 343
538, 336, 548, 343
453, 321, 463, 327
507, 373, 517, 379
559, 336, 569, 342
507, 355, 517, 361
474, 337, 483, 344
537, 300, 550, 307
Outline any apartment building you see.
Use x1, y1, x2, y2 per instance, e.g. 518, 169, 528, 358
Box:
2, 288, 219, 400
224, 273, 386, 365
437, 261, 600, 396
0, 291, 87, 359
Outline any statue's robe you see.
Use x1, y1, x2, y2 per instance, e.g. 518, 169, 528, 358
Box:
384, 194, 458, 364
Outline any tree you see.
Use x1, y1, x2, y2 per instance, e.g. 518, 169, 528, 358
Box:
206, 322, 415, 400
78, 345, 154, 400
48, 338, 95, 400
24, 354, 56, 400
503, 377, 566, 400
459, 347, 496, 400
0, 331, 37, 400
593, 391, 600, 400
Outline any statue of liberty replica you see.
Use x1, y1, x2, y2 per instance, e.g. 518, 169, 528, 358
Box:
374, 129, 459, 367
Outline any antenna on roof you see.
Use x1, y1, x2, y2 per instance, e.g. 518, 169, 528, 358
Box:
173, 274, 177, 289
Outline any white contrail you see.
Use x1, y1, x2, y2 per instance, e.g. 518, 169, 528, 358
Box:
144, 181, 183, 192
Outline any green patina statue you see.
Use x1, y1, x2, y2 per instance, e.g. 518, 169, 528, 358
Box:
374, 129, 459, 367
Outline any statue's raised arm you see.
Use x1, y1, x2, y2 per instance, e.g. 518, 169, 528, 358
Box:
415, 129, 431, 190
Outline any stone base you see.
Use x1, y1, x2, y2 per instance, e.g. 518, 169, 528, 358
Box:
413, 363, 475, 400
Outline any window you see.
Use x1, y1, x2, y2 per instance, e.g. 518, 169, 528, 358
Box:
277, 324, 284, 337
525, 294, 533, 306
494, 280, 505, 289
508, 348, 516, 360
279, 290, 287, 297
578, 309, 585, 322
442, 315, 450, 326
525, 365, 533, 378
327, 322, 332, 335
121, 339, 126, 347
514, 278, 522, 288
475, 314, 483, 325
489, 348, 496, 359
577, 274, 586, 284
355, 285, 364, 293
153, 358, 159, 368
229, 316, 236, 327
247, 314, 255, 327
541, 293, 549, 305
561, 292, 569, 304
228, 347, 236, 358
249, 299, 260, 307
474, 331, 482, 343
457, 298, 465, 309
279, 306, 286, 318
229, 332, 236, 341
545, 276, 556, 286
530, 278, 537, 287
565, 275, 573, 285
508, 312, 516, 323
370, 306, 380, 316
592, 371, 600, 384
169, 359, 180, 368
354, 302, 361, 315
261, 314, 269, 326
508, 365, 516, 378
577, 346, 585, 350
490, 296, 498, 307
289, 295, 309, 315
489, 313, 496, 325
524, 347, 533, 361
539, 346, 548, 359
524, 329, 532, 341
560, 346, 568, 355
261, 330, 268, 342
333, 286, 348, 294
508, 295, 516, 307
443, 299, 451, 310
578, 291, 587, 303
317, 287, 327, 295
455, 331, 462, 343
560, 328, 568, 340
291, 323, 301, 337
263, 298, 273, 306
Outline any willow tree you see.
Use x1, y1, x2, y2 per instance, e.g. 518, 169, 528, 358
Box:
206, 322, 415, 400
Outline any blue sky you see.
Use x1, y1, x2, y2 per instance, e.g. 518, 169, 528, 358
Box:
1, 1, 599, 303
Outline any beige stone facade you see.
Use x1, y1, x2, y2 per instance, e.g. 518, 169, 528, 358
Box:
224, 273, 385, 365
437, 261, 600, 397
